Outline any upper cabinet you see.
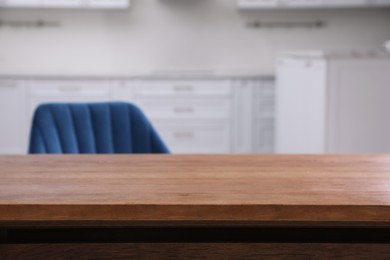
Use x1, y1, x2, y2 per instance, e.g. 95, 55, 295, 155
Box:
1, 0, 129, 9
238, 0, 390, 9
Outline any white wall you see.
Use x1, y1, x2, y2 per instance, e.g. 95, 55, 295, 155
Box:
0, 1, 389, 76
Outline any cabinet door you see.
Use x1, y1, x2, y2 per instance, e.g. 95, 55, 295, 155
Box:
254, 119, 275, 153
0, 79, 27, 154
276, 58, 327, 154
232, 80, 254, 154
253, 79, 276, 154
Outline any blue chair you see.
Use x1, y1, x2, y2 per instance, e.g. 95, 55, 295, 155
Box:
28, 102, 169, 154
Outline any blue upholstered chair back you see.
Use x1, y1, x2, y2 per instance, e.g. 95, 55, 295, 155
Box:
29, 102, 169, 154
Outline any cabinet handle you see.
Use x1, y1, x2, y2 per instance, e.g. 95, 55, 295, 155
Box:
174, 107, 194, 113
174, 132, 194, 139
174, 86, 194, 92
59, 86, 81, 92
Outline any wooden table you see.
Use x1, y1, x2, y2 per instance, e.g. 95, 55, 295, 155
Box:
1, 155, 390, 259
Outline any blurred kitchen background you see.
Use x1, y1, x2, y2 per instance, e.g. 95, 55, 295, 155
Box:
1, 0, 390, 154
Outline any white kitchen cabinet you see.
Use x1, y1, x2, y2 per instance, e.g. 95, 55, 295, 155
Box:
0, 79, 27, 154
232, 80, 254, 154
254, 119, 274, 153
276, 51, 390, 154
134, 79, 234, 154
276, 55, 327, 154
232, 78, 276, 154
238, 0, 390, 8
253, 79, 275, 153
0, 76, 275, 154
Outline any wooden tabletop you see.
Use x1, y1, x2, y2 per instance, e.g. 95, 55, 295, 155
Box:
1, 155, 390, 225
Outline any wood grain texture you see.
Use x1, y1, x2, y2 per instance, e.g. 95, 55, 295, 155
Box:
0, 155, 390, 223
2, 243, 390, 260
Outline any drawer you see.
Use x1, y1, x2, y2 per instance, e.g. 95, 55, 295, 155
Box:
136, 80, 231, 98
137, 99, 231, 120
154, 124, 231, 154
29, 80, 111, 97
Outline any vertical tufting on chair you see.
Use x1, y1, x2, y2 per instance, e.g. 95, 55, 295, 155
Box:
28, 102, 169, 154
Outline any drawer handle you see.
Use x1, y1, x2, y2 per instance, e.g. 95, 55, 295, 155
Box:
174, 107, 194, 113
174, 132, 194, 139
59, 86, 81, 92
174, 86, 194, 92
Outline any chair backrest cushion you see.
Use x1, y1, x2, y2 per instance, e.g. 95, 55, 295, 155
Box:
28, 102, 169, 154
